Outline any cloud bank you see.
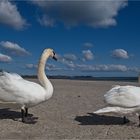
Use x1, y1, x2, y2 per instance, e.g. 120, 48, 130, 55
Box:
66, 63, 139, 73
0, 41, 30, 56
0, 53, 12, 62
0, 0, 27, 30
32, 0, 127, 28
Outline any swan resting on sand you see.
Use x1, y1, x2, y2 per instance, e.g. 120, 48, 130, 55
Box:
94, 85, 140, 126
0, 48, 57, 123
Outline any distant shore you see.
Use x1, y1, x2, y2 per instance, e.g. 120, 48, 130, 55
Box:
22, 75, 138, 82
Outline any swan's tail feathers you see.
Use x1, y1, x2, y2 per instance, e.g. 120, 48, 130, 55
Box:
94, 107, 123, 115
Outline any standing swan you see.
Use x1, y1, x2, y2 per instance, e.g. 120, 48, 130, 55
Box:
94, 85, 140, 126
0, 48, 57, 123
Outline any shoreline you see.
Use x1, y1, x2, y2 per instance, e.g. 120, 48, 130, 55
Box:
23, 76, 138, 82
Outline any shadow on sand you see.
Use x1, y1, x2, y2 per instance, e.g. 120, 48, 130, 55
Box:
0, 108, 38, 124
75, 113, 129, 125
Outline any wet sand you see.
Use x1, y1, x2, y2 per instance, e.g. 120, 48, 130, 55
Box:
0, 79, 140, 139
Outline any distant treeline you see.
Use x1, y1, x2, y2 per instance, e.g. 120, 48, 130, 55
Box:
22, 75, 138, 82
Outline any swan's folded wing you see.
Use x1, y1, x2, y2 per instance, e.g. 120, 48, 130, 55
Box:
104, 85, 140, 107
0, 71, 23, 80
0, 72, 45, 104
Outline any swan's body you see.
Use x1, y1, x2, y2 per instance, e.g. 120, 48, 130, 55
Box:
0, 48, 57, 122
104, 85, 140, 108
94, 85, 140, 125
0, 72, 52, 107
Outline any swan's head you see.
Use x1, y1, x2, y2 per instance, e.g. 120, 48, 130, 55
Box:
43, 48, 57, 61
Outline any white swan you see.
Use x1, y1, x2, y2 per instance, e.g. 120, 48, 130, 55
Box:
94, 85, 140, 125
0, 48, 57, 123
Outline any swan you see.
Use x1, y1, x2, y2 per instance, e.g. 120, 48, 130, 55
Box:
94, 85, 140, 126
0, 48, 57, 123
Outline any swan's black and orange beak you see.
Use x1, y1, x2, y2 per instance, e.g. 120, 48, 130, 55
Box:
52, 51, 57, 61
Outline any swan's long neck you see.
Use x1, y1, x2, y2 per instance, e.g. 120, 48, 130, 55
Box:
37, 52, 53, 93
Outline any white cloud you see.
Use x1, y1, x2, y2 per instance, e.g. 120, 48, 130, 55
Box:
25, 64, 37, 69
0, 0, 27, 30
83, 42, 93, 48
56, 53, 78, 70
112, 49, 129, 59
25, 63, 62, 71
55, 51, 138, 74
46, 63, 62, 71
91, 64, 128, 72
82, 50, 94, 61
38, 15, 55, 27
0, 53, 12, 62
32, 0, 127, 28
0, 41, 30, 56
63, 54, 77, 61
67, 63, 139, 72
64, 61, 75, 70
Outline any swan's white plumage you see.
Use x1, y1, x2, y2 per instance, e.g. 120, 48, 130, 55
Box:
0, 48, 55, 110
104, 85, 140, 108
0, 71, 47, 107
94, 106, 140, 115
94, 85, 140, 115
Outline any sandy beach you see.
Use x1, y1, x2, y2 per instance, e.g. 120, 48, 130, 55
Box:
0, 79, 140, 139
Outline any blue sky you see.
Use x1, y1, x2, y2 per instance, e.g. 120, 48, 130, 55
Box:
0, 0, 140, 77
